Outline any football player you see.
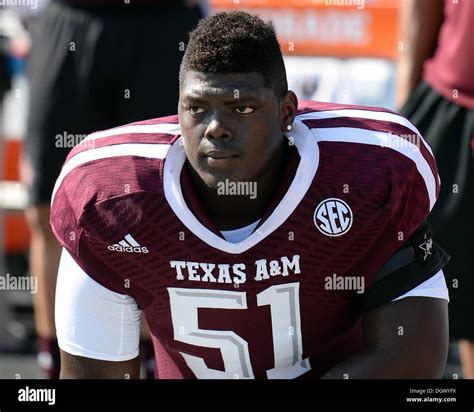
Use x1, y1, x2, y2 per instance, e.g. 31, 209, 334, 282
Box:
51, 11, 449, 379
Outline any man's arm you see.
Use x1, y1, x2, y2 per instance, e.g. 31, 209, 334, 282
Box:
55, 249, 143, 379
321, 297, 448, 379
60, 351, 140, 379
396, 0, 444, 109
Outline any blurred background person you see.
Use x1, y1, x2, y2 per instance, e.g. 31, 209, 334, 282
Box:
22, 0, 205, 379
397, 0, 474, 377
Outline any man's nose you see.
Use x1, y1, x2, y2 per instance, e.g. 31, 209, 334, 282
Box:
204, 112, 232, 140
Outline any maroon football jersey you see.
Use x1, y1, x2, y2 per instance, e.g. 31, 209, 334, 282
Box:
50, 100, 440, 379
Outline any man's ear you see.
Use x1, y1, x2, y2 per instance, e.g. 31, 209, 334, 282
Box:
280, 90, 298, 131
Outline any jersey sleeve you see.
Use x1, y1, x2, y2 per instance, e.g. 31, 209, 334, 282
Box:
50, 156, 156, 309
50, 168, 127, 295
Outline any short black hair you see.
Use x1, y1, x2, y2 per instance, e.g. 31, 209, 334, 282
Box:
179, 11, 288, 98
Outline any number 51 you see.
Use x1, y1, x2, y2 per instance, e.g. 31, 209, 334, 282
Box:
168, 282, 311, 379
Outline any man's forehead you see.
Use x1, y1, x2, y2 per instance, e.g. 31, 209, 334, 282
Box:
181, 71, 267, 98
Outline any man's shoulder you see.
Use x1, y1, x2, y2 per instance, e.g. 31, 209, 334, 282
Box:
295, 98, 425, 166
296, 99, 439, 210
296, 99, 417, 141
51, 115, 181, 217
64, 114, 181, 161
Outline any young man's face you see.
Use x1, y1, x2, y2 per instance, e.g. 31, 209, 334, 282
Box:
178, 71, 285, 188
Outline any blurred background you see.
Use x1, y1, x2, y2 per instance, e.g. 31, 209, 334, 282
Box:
0, 0, 468, 379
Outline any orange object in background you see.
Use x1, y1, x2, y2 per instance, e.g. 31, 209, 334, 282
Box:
4, 213, 30, 254
2, 139, 30, 254
4, 139, 22, 181
211, 0, 400, 59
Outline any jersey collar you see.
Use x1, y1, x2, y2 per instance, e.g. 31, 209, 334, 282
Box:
163, 119, 320, 254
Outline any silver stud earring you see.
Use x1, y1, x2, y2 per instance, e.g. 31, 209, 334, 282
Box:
286, 124, 293, 131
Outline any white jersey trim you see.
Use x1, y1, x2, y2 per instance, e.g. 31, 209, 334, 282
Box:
163, 119, 320, 254
82, 122, 181, 143
51, 143, 171, 206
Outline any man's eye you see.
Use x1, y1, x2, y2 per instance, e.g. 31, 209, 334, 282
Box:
234, 106, 255, 114
187, 107, 205, 114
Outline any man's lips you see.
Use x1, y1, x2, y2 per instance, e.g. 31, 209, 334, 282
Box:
201, 150, 239, 168
203, 150, 238, 159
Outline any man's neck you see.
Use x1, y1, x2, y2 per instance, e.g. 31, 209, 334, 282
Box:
186, 143, 288, 231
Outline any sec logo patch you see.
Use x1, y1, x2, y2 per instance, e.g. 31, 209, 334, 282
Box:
314, 198, 353, 237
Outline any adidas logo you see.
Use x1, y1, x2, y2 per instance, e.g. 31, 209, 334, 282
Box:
107, 234, 149, 254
